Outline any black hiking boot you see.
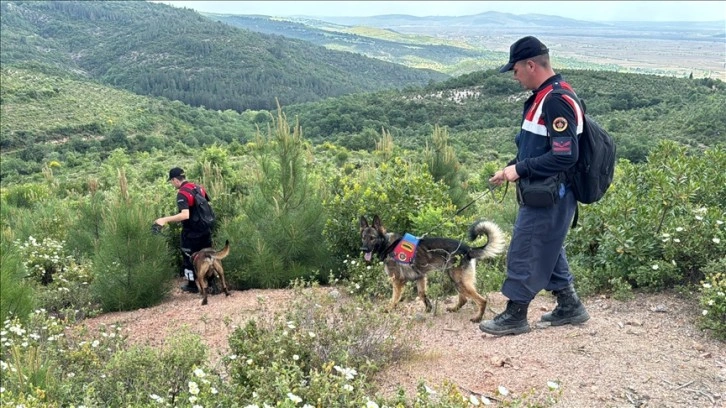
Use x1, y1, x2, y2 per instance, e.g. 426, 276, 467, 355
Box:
180, 281, 199, 294
479, 300, 531, 335
540, 283, 590, 326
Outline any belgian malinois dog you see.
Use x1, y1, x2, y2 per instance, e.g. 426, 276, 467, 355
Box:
360, 215, 505, 322
191, 240, 231, 305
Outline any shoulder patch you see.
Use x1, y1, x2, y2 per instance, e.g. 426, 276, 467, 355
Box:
552, 117, 568, 132
552, 137, 572, 155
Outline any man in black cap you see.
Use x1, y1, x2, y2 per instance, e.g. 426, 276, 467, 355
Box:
480, 36, 590, 335
154, 167, 213, 293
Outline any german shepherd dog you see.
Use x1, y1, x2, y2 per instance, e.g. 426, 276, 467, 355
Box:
360, 215, 505, 322
191, 240, 231, 305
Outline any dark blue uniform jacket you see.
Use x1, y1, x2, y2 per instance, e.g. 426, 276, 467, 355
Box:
512, 74, 584, 181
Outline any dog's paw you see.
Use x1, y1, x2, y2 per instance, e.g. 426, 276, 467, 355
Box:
470, 317, 483, 323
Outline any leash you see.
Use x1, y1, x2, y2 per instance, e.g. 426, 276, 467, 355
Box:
418, 182, 509, 238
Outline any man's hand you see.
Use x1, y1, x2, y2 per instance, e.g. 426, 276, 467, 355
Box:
502, 164, 520, 182
151, 223, 163, 235
489, 165, 520, 185
489, 170, 506, 186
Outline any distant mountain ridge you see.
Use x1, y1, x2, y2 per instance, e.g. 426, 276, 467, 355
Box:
0, 1, 448, 112
314, 11, 608, 29
311, 11, 724, 31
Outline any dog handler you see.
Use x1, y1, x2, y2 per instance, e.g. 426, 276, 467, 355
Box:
481, 36, 590, 335
154, 167, 213, 294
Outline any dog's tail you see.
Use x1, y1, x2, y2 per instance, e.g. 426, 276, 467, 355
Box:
214, 240, 230, 260
466, 220, 506, 259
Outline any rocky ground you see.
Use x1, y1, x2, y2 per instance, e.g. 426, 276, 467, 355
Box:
81, 279, 725, 407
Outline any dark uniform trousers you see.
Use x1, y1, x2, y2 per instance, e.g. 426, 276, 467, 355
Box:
502, 188, 577, 303
180, 230, 212, 281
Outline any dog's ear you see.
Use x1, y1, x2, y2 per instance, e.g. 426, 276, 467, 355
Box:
359, 216, 369, 229
372, 215, 383, 232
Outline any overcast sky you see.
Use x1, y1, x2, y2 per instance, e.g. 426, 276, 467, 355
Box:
152, 1, 726, 22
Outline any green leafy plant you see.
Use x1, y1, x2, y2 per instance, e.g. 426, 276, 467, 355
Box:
698, 258, 726, 339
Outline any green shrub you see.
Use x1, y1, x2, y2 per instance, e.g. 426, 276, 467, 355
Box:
698, 258, 726, 340
91, 171, 175, 311
226, 282, 412, 406
15, 235, 98, 319
3, 183, 50, 208
570, 142, 726, 294
0, 237, 35, 324
232, 109, 332, 288
323, 156, 455, 268
89, 330, 205, 407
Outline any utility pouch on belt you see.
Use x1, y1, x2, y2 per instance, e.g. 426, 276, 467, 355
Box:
516, 174, 562, 208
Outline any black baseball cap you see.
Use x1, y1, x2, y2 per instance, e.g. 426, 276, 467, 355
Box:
167, 167, 185, 180
499, 36, 549, 73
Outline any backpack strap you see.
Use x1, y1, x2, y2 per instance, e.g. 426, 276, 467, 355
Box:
571, 203, 579, 229
179, 183, 197, 207
548, 87, 583, 229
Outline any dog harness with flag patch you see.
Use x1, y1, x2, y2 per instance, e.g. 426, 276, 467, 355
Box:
392, 233, 419, 264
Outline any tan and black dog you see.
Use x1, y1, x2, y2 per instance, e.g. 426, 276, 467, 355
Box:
360, 215, 505, 322
191, 240, 231, 305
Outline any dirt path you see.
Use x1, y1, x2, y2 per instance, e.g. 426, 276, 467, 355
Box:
80, 280, 725, 407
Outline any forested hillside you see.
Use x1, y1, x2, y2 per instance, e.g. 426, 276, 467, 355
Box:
284, 69, 726, 164
0, 1, 447, 112
207, 14, 499, 74
2, 62, 724, 186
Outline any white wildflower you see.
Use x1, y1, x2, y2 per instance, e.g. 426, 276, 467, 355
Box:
194, 368, 205, 378
652, 264, 659, 270
498, 385, 509, 396
713, 238, 721, 244
547, 381, 560, 390
469, 395, 480, 406
188, 381, 199, 395
702, 310, 708, 316
365, 401, 380, 408
293, 354, 300, 361
675, 227, 684, 232
287, 392, 302, 403
343, 384, 354, 392
424, 384, 437, 394
334, 365, 357, 380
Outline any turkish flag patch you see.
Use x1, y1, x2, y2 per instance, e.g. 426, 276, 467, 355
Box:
552, 137, 572, 155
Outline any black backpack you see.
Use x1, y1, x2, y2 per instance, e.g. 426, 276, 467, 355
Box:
181, 185, 215, 232
548, 89, 616, 204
